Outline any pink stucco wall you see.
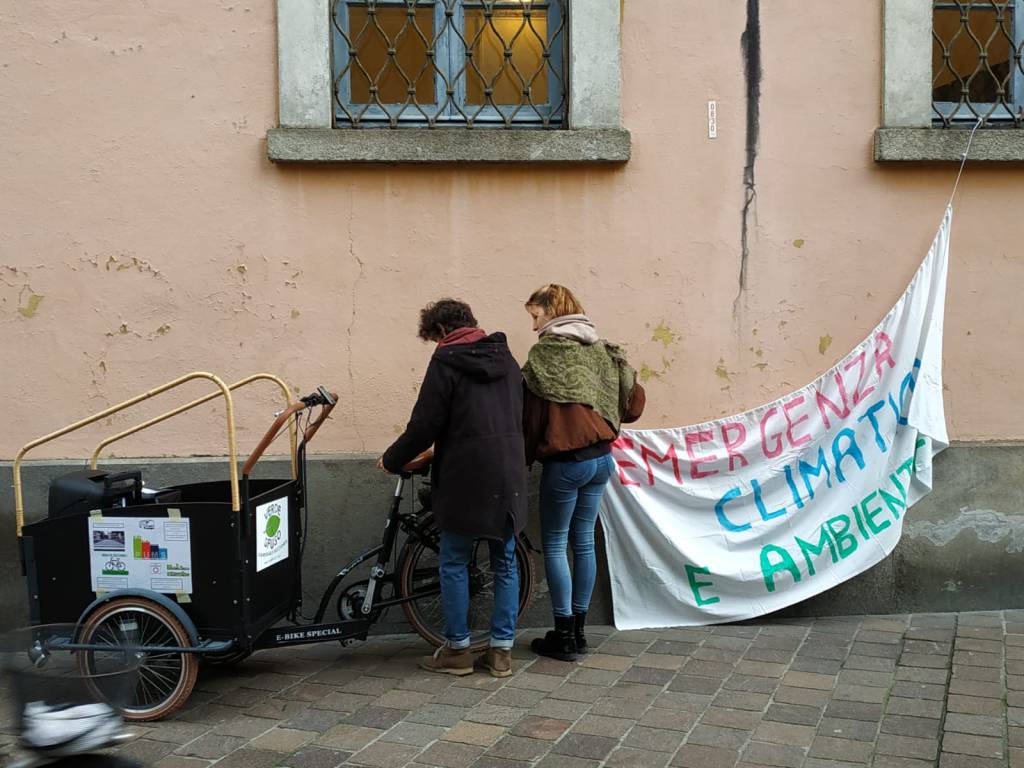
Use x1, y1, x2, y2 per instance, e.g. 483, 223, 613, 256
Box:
2, 1, 1021, 461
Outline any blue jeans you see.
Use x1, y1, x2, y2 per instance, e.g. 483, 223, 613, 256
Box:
539, 454, 614, 617
438, 524, 519, 649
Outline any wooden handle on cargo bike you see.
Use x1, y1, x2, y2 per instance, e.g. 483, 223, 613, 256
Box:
303, 396, 337, 444
402, 448, 433, 475
242, 393, 338, 477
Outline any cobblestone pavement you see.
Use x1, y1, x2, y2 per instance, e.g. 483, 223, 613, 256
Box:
5, 611, 1024, 768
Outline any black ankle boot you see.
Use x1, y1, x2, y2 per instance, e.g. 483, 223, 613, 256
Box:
573, 611, 588, 655
531, 615, 578, 661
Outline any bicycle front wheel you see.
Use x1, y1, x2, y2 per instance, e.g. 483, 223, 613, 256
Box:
77, 597, 197, 721
399, 517, 534, 652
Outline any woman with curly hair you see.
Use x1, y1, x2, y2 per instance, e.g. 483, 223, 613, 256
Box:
381, 298, 527, 678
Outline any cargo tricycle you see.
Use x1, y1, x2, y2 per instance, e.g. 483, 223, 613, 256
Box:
14, 372, 534, 720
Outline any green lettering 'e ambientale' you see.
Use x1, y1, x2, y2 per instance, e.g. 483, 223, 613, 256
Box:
685, 564, 721, 606
759, 447, 917, 593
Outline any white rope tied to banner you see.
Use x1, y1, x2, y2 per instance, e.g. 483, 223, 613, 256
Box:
947, 117, 983, 211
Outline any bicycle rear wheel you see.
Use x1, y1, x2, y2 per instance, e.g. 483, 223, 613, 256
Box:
399, 516, 534, 652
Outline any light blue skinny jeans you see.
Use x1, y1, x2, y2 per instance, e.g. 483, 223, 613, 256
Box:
538, 454, 614, 617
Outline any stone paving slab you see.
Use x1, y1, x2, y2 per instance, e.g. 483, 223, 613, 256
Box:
4, 610, 1024, 767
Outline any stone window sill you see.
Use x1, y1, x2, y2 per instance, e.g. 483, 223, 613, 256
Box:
874, 127, 1024, 162
266, 127, 631, 164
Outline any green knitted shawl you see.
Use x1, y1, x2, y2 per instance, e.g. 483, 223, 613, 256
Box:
522, 335, 636, 431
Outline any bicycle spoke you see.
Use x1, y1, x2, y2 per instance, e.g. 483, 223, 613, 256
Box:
137, 666, 173, 706
92, 622, 133, 678
140, 660, 180, 688
145, 658, 185, 671
94, 623, 122, 647
417, 594, 442, 613
143, 614, 175, 648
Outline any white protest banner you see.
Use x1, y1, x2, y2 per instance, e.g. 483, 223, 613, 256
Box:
601, 208, 952, 628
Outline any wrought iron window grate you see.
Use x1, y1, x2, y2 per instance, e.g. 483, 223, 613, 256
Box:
331, 0, 568, 128
933, 1, 1024, 126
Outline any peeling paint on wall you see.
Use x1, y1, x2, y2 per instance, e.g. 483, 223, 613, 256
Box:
714, 359, 732, 382
97, 253, 163, 279
818, 334, 833, 355
639, 363, 661, 383
638, 352, 675, 383
105, 322, 139, 338
17, 292, 43, 318
906, 509, 1024, 553
3, 265, 29, 280
650, 322, 678, 348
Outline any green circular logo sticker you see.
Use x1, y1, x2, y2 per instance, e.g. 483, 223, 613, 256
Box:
265, 515, 281, 537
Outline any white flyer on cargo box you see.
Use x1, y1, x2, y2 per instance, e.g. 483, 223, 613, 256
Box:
256, 496, 289, 572
88, 516, 193, 593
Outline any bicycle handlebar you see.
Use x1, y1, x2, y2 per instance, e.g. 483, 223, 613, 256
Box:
242, 387, 338, 477
301, 386, 336, 408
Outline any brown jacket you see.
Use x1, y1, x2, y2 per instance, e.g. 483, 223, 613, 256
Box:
523, 383, 646, 464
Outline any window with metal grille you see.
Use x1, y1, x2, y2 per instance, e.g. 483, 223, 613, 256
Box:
331, 0, 568, 128
933, 0, 1024, 126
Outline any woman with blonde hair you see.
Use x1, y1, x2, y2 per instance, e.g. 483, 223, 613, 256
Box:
522, 284, 645, 661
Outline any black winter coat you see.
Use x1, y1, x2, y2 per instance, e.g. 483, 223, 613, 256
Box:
382, 332, 527, 540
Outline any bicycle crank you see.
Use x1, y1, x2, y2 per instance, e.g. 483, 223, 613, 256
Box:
337, 581, 381, 623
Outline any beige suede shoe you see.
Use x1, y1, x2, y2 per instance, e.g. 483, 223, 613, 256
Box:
477, 647, 513, 678
419, 644, 475, 676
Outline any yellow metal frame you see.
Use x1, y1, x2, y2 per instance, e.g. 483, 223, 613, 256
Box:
12, 371, 293, 536
88, 373, 296, 477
